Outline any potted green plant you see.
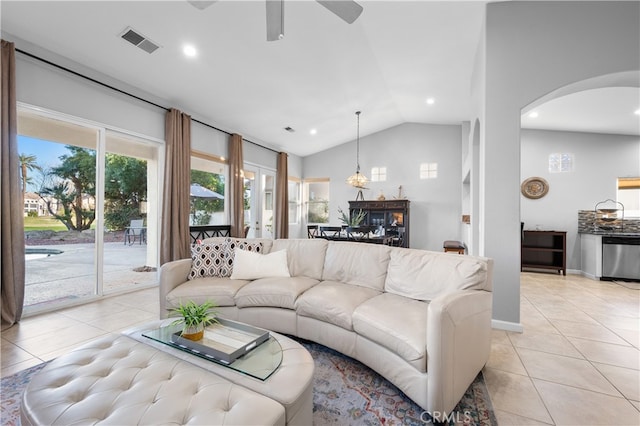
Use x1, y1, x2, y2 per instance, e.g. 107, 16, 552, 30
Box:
170, 300, 218, 341
338, 207, 366, 227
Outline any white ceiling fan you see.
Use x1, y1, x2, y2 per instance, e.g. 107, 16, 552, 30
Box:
187, 0, 363, 41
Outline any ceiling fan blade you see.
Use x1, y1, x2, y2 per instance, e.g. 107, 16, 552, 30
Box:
187, 0, 217, 10
316, 0, 363, 24
266, 0, 284, 41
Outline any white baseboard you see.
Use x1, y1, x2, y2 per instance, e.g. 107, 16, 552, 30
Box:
492, 319, 524, 333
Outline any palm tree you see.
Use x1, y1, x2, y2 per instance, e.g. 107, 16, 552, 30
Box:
19, 153, 41, 197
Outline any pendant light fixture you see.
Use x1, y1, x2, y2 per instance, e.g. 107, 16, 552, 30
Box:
346, 111, 368, 200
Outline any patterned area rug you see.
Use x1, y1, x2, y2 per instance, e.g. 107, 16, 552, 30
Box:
1, 342, 495, 426
302, 341, 496, 425
1, 362, 47, 426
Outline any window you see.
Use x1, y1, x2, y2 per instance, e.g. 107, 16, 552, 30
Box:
305, 179, 329, 224
190, 151, 227, 226
549, 153, 574, 173
288, 177, 301, 225
617, 177, 640, 218
420, 162, 438, 179
371, 166, 387, 182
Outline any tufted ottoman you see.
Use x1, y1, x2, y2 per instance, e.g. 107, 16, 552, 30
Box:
123, 320, 315, 426
21, 334, 286, 425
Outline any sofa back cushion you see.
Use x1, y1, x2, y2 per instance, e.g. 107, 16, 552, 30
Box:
322, 242, 391, 291
272, 239, 328, 280
384, 248, 492, 301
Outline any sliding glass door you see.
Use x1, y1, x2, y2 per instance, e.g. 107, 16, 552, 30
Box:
102, 130, 160, 293
19, 110, 99, 310
18, 105, 161, 314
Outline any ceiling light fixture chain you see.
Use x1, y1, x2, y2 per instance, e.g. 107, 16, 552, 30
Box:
279, 0, 285, 40
346, 110, 368, 200
356, 110, 361, 173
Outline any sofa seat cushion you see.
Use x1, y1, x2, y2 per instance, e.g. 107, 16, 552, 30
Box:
235, 277, 320, 309
353, 293, 428, 371
295, 281, 380, 330
166, 277, 251, 308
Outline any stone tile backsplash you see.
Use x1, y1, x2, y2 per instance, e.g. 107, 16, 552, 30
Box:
578, 210, 640, 233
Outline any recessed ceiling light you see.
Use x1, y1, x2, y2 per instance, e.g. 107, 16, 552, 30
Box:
426, 98, 435, 105
528, 111, 539, 118
310, 129, 317, 135
634, 109, 640, 115
183, 44, 197, 57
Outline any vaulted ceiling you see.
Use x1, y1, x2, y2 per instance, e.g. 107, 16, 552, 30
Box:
2, 1, 638, 157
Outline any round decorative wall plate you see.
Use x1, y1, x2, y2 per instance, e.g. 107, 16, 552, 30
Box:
521, 177, 549, 199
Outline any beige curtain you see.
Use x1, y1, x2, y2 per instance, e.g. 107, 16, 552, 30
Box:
1, 40, 25, 330
275, 152, 289, 239
160, 108, 191, 265
229, 134, 245, 238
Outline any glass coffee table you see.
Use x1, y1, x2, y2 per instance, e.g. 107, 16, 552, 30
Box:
142, 321, 283, 381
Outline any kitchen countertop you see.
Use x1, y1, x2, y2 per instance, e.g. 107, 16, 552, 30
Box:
579, 231, 640, 237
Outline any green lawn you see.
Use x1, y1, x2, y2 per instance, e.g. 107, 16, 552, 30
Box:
24, 216, 69, 231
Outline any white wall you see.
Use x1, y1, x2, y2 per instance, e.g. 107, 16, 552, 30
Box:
473, 1, 640, 329
303, 122, 463, 251
191, 121, 228, 158
521, 129, 640, 271
15, 51, 165, 140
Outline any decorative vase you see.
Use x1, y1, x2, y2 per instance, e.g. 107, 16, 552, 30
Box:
181, 323, 205, 341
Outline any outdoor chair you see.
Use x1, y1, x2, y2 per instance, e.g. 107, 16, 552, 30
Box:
124, 219, 146, 245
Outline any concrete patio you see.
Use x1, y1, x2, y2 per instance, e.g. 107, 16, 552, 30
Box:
24, 241, 157, 313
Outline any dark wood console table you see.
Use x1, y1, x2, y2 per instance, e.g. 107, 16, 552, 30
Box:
521, 230, 567, 275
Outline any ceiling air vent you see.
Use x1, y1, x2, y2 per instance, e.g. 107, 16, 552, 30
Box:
120, 27, 160, 54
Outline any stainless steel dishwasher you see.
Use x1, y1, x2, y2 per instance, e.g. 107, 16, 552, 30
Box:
602, 236, 640, 281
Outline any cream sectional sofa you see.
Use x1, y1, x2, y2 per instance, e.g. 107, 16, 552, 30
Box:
159, 237, 493, 415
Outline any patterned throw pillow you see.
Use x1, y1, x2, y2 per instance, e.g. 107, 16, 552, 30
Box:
188, 241, 230, 279
223, 238, 264, 274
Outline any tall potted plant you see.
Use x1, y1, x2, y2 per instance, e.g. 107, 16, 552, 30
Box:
170, 300, 218, 341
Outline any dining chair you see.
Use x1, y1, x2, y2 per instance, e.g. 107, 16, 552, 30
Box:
319, 226, 342, 239
397, 226, 407, 247
345, 225, 373, 241
307, 225, 319, 238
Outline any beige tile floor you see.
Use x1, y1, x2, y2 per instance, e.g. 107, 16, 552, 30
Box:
2, 274, 639, 425
486, 273, 640, 425
1, 287, 159, 377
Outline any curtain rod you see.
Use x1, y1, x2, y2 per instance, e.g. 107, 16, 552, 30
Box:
15, 47, 279, 154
